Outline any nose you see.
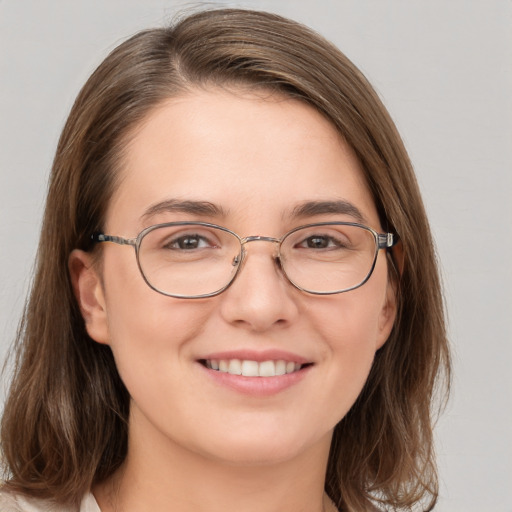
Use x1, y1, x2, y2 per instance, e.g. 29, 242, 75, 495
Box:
218, 240, 300, 332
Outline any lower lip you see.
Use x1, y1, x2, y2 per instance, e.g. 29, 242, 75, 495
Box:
197, 363, 312, 397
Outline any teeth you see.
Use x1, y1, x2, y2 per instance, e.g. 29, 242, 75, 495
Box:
228, 359, 242, 375
259, 360, 276, 377
205, 359, 304, 377
241, 360, 259, 377
275, 360, 286, 376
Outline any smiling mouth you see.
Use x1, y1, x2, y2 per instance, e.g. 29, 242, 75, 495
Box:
199, 359, 312, 377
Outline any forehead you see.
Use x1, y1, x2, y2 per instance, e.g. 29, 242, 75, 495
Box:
106, 88, 379, 232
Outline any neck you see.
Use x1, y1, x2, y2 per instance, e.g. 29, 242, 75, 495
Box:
94, 408, 335, 512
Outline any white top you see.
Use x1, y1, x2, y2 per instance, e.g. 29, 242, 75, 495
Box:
0, 491, 100, 512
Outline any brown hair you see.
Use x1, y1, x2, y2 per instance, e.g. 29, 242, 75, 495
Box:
1, 8, 450, 511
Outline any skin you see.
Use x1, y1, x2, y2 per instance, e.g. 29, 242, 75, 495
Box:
70, 88, 397, 512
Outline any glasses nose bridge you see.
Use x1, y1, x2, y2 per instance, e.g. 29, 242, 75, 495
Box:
240, 235, 281, 246
238, 235, 282, 265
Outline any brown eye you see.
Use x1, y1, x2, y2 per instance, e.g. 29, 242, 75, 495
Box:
297, 235, 344, 250
167, 235, 209, 250
304, 236, 330, 249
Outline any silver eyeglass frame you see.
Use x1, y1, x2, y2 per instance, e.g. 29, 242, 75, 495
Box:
91, 221, 397, 299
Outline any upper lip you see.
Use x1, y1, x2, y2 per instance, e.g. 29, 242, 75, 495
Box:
198, 349, 311, 365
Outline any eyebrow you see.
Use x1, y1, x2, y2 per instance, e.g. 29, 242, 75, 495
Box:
140, 198, 366, 225
140, 199, 227, 222
289, 200, 367, 223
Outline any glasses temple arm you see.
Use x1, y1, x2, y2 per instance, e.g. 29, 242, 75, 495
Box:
91, 233, 136, 246
378, 232, 398, 249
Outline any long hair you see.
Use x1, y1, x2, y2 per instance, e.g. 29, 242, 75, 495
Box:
1, 9, 450, 511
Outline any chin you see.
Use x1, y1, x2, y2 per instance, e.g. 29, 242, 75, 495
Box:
193, 423, 331, 467
208, 442, 306, 467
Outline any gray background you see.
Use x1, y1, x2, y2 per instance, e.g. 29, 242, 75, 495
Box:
1, 1, 511, 510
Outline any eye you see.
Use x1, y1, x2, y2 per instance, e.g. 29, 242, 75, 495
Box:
165, 233, 215, 250
296, 235, 345, 250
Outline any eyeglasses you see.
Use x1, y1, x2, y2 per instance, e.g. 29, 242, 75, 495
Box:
91, 221, 397, 299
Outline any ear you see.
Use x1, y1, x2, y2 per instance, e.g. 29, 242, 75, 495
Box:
375, 271, 398, 350
69, 249, 110, 345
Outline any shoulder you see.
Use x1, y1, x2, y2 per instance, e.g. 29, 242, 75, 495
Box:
0, 490, 65, 511
0, 490, 99, 512
0, 490, 49, 512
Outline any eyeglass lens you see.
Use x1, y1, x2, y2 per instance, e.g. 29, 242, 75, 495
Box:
137, 223, 378, 298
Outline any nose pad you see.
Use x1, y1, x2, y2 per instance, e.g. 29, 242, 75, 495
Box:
274, 254, 283, 272
219, 244, 299, 330
226, 251, 245, 290
231, 245, 283, 277
227, 241, 290, 297
231, 246, 247, 269
232, 250, 289, 296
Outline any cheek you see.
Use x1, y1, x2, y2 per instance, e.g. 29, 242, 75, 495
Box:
306, 268, 390, 418
104, 295, 221, 431
311, 275, 388, 353
100, 251, 213, 390
317, 295, 381, 380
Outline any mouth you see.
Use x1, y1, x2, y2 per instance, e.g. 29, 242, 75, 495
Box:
199, 359, 312, 377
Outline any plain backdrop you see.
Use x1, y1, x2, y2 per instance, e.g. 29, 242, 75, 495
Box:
1, 1, 511, 510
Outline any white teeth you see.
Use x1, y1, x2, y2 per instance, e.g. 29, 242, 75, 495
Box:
275, 360, 286, 376
228, 359, 242, 375
205, 358, 304, 377
241, 360, 259, 377
259, 360, 275, 377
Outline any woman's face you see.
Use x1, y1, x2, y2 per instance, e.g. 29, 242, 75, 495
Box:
74, 88, 396, 466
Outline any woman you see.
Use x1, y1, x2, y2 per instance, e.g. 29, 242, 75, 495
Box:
0, 8, 450, 512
